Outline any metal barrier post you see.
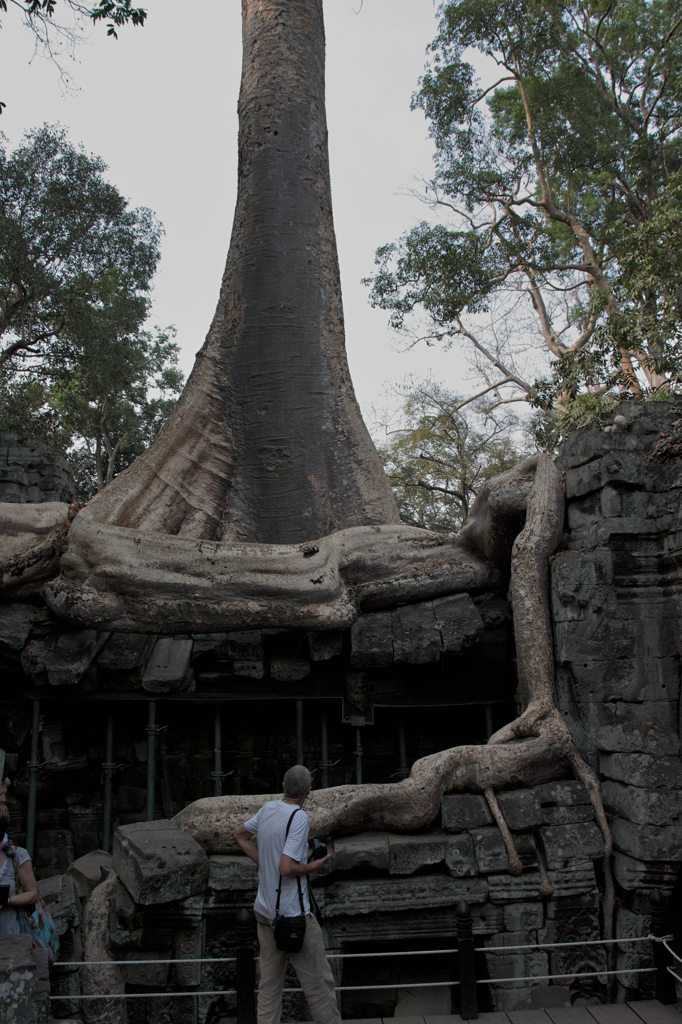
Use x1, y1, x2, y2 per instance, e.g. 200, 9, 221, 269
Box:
146, 701, 157, 822
296, 700, 304, 765
25, 699, 40, 859
457, 901, 478, 1019
213, 704, 223, 797
236, 908, 256, 1024
102, 709, 115, 853
651, 888, 676, 1004
320, 711, 329, 788
354, 727, 363, 784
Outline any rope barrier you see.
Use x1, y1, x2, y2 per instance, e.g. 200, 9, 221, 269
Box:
478, 936, 655, 954
661, 937, 682, 964
52, 966, 656, 1002
52, 957, 236, 967
51, 932, 657, 968
478, 968, 655, 986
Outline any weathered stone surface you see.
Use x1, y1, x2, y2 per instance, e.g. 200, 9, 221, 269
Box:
546, 860, 597, 897
611, 817, 682, 861
612, 851, 679, 890
332, 832, 389, 872
470, 828, 537, 873
488, 871, 547, 903
0, 603, 40, 650
600, 751, 682, 788
593, 720, 675, 761
0, 933, 50, 1024
565, 452, 644, 499
350, 610, 393, 667
503, 902, 544, 931
38, 873, 80, 935
21, 629, 110, 686
551, 549, 614, 623
492, 984, 571, 1013
308, 630, 343, 661
208, 854, 259, 890
172, 923, 203, 987
142, 636, 194, 693
67, 849, 113, 902
119, 949, 171, 988
97, 632, 155, 674
323, 875, 488, 916
270, 653, 310, 681
388, 833, 448, 874
538, 822, 603, 870
392, 602, 442, 664
444, 834, 478, 878
535, 780, 591, 806
476, 595, 511, 628
602, 779, 682, 826
485, 931, 548, 990
433, 593, 484, 653
0, 432, 74, 504
497, 789, 543, 829
541, 805, 595, 826
441, 793, 493, 831
112, 820, 209, 905
560, 656, 679, 704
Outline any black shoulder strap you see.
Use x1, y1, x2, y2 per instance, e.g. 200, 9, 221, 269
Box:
275, 808, 306, 917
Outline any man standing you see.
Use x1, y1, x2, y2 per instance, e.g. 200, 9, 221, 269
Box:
233, 765, 342, 1024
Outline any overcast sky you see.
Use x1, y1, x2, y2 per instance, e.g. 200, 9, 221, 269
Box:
1, 0, 473, 435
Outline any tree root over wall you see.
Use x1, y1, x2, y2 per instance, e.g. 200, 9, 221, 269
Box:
172, 457, 614, 947
2, 455, 613, 1020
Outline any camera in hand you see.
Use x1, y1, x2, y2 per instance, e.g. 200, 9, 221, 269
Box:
310, 838, 327, 861
0, 885, 9, 908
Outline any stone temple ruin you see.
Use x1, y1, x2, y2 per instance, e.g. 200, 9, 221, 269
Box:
1, 1, 682, 1022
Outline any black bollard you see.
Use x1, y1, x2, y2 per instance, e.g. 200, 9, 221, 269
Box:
457, 901, 478, 1019
651, 889, 676, 1004
236, 907, 256, 1024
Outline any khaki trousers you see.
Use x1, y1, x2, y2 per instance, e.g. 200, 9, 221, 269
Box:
255, 912, 342, 1024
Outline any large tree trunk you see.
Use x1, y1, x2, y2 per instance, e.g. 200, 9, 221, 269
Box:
80, 0, 398, 544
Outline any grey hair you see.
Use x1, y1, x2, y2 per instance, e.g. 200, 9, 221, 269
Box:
283, 765, 312, 798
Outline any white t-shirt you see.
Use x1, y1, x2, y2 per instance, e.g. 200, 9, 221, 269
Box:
244, 800, 310, 921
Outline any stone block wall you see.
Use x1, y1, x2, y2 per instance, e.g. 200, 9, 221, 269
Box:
95, 781, 609, 1021
0, 432, 74, 503
0, 934, 50, 1024
553, 399, 682, 1000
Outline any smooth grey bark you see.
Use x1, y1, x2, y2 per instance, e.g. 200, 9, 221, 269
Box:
78, 0, 398, 545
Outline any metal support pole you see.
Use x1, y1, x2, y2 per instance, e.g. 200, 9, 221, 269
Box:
354, 727, 363, 785
236, 908, 256, 1024
398, 721, 409, 780
484, 704, 494, 740
320, 711, 329, 789
457, 901, 478, 1019
296, 700, 304, 765
25, 699, 40, 859
213, 704, 223, 796
651, 888, 676, 1004
146, 701, 157, 822
102, 709, 115, 854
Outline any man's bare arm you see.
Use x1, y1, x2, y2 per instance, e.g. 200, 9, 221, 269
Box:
279, 853, 331, 877
234, 824, 259, 866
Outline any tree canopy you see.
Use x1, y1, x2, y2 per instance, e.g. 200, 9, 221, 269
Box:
366, 0, 682, 437
0, 124, 182, 497
0, 1, 147, 110
376, 379, 525, 533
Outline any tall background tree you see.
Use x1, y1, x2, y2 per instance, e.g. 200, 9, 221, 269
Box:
376, 379, 524, 533
0, 1, 147, 110
0, 124, 182, 497
366, 0, 682, 443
